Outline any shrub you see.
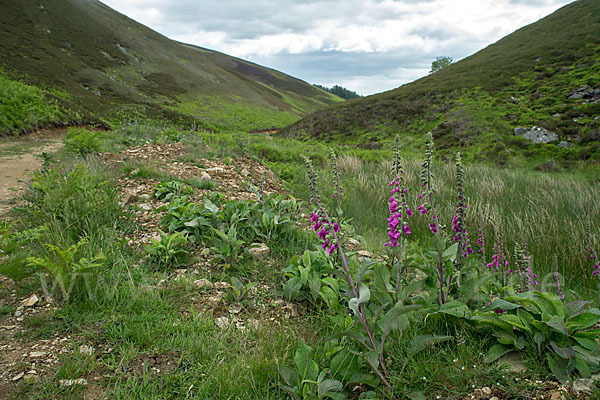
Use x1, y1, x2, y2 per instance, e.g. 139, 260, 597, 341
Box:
64, 128, 103, 155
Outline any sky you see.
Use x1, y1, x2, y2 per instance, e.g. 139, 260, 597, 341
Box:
100, 0, 575, 96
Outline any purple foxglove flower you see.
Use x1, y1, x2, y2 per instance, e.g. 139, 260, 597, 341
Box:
403, 225, 411, 235
406, 208, 413, 217
333, 222, 340, 232
429, 223, 438, 234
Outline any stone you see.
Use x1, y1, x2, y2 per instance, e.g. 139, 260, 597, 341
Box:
139, 203, 152, 211
22, 294, 39, 307
490, 397, 499, 400
200, 172, 211, 180
79, 344, 93, 355
139, 193, 151, 201
29, 351, 47, 358
240, 168, 250, 177
514, 126, 558, 144
552, 113, 561, 118
557, 141, 570, 148
14, 308, 23, 317
498, 352, 527, 372
59, 378, 88, 387
174, 269, 187, 275
215, 316, 229, 329
206, 167, 224, 174
11, 372, 24, 381
572, 378, 595, 394
248, 243, 270, 259
481, 387, 492, 398
193, 279, 213, 289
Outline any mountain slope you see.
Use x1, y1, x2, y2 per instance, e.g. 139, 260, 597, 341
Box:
0, 0, 341, 133
283, 0, 600, 169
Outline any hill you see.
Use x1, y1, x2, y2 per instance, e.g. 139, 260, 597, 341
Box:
0, 0, 341, 134
282, 0, 600, 170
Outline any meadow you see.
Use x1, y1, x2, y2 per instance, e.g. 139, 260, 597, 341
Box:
1, 125, 599, 399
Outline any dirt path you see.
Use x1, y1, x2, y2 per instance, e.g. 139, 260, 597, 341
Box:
0, 129, 66, 217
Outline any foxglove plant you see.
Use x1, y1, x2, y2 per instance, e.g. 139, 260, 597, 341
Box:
419, 133, 449, 304
487, 239, 510, 287
329, 148, 343, 213
476, 215, 486, 256
302, 156, 421, 393
452, 152, 473, 287
384, 137, 412, 293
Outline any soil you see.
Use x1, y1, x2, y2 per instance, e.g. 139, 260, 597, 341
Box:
0, 128, 67, 217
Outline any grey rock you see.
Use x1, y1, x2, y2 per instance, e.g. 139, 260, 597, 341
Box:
498, 352, 527, 372
558, 141, 570, 148
139, 203, 152, 211
514, 126, 558, 144
193, 278, 213, 289
200, 171, 211, 180
248, 243, 270, 259
572, 378, 595, 394
552, 113, 561, 118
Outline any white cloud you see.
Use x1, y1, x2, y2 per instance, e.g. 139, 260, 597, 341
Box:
100, 0, 574, 95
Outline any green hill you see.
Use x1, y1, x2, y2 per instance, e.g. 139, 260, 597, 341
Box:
0, 0, 341, 134
282, 0, 600, 170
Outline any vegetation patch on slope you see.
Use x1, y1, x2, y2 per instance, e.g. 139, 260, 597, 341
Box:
282, 0, 600, 172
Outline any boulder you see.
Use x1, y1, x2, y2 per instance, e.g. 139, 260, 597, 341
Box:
248, 243, 270, 259
514, 126, 558, 144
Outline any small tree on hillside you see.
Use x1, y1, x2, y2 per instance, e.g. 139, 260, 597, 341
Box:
429, 56, 453, 73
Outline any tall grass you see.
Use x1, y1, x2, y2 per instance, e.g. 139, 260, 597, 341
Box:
313, 155, 600, 296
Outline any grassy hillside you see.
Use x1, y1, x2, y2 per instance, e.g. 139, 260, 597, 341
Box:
0, 0, 342, 134
282, 0, 600, 171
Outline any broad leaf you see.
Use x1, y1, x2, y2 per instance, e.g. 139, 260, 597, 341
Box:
294, 343, 319, 382
408, 335, 453, 355
485, 344, 511, 363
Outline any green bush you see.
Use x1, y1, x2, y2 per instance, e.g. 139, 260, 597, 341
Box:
64, 128, 103, 155
0, 72, 63, 134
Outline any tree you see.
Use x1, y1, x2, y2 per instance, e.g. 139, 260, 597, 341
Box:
429, 56, 453, 74
313, 84, 361, 100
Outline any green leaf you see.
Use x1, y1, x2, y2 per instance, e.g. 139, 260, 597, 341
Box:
379, 303, 421, 333
567, 310, 600, 331
533, 291, 565, 319
534, 332, 545, 354
434, 300, 471, 318
485, 344, 511, 363
486, 298, 519, 311
294, 343, 319, 382
442, 243, 459, 262
277, 364, 297, 387
408, 335, 452, 355
550, 342, 576, 359
318, 380, 344, 398
547, 353, 570, 383
565, 300, 591, 319
499, 314, 531, 332
543, 315, 569, 336
573, 335, 599, 351
574, 356, 592, 378
471, 314, 512, 332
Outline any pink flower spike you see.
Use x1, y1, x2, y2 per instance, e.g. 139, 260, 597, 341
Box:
403, 225, 411, 235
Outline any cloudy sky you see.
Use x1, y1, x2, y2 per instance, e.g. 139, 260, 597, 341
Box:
100, 0, 574, 95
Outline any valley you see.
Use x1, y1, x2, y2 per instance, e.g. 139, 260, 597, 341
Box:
1, 0, 600, 399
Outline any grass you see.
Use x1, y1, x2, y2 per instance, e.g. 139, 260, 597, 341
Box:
3, 125, 600, 399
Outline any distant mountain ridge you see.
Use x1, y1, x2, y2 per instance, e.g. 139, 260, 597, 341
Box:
283, 0, 600, 169
0, 0, 341, 132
